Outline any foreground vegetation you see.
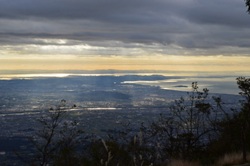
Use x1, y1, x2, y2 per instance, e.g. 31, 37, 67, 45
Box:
18, 77, 250, 166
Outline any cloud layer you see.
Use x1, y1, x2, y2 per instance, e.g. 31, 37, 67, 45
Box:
0, 0, 250, 57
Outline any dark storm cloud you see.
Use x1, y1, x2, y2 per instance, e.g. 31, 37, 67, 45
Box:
0, 0, 168, 22
0, 0, 250, 55
182, 0, 250, 28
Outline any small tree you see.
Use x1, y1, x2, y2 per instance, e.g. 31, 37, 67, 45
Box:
30, 101, 84, 166
209, 77, 250, 163
32, 107, 65, 166
150, 82, 219, 161
236, 77, 250, 162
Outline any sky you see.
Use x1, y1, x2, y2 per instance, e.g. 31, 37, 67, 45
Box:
0, 0, 250, 73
